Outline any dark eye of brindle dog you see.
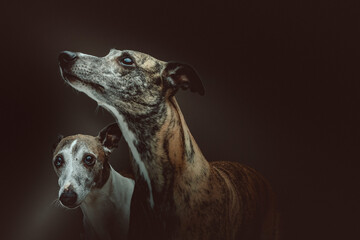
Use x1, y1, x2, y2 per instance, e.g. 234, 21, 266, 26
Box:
118, 55, 135, 67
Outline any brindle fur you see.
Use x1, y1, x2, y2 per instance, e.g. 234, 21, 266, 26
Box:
59, 49, 278, 240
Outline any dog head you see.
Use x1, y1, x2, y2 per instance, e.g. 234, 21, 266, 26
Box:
52, 123, 122, 208
58, 49, 204, 116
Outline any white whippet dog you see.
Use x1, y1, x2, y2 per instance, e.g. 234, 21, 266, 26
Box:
52, 123, 134, 240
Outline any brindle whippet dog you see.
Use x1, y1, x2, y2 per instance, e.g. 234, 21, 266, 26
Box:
58, 49, 278, 240
53, 123, 134, 240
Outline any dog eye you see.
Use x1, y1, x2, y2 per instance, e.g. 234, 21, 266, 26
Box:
119, 56, 134, 66
83, 155, 95, 166
54, 155, 64, 168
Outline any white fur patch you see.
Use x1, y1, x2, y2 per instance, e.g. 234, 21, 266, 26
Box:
103, 146, 112, 154
101, 103, 154, 208
57, 139, 78, 197
70, 139, 78, 151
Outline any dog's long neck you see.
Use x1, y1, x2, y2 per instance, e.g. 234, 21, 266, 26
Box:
81, 166, 134, 239
149, 96, 211, 193
106, 96, 210, 207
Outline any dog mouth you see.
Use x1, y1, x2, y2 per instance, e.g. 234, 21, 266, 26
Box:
61, 70, 105, 93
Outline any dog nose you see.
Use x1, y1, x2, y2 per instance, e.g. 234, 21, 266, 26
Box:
59, 51, 78, 66
59, 188, 78, 207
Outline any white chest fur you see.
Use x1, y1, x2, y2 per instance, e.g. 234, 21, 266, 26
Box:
80, 167, 134, 240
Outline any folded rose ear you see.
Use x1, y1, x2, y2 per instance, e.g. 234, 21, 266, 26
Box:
161, 62, 205, 96
98, 123, 122, 153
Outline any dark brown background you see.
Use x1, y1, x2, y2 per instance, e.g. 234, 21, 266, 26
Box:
1, 0, 359, 239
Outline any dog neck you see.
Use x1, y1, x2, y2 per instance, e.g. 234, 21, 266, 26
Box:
80, 166, 134, 239
102, 96, 210, 208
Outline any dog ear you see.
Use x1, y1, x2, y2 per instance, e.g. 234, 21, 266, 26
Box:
98, 123, 122, 152
52, 134, 64, 153
162, 62, 205, 96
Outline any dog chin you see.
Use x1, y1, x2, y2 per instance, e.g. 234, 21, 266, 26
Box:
60, 202, 81, 209
62, 72, 105, 94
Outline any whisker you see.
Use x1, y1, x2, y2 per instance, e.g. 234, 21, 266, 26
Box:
50, 198, 63, 208
95, 104, 100, 114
